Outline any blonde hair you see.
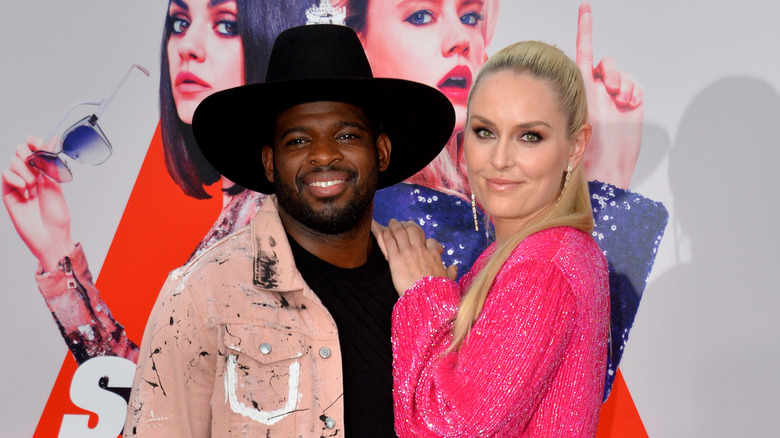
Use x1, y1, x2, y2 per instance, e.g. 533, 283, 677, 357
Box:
450, 40, 594, 350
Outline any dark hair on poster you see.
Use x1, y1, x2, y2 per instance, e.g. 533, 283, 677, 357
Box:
159, 0, 312, 199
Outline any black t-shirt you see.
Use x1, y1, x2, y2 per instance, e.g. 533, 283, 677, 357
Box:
288, 234, 398, 437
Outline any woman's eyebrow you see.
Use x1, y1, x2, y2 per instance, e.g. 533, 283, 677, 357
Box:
208, 0, 235, 8
171, 0, 189, 11
469, 115, 552, 130
399, 0, 442, 7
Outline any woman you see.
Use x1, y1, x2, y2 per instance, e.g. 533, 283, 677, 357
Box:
378, 40, 609, 436
344, 0, 648, 266
1, 0, 309, 364
345, 0, 666, 398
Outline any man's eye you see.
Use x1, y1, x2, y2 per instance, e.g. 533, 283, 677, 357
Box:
405, 10, 434, 26
286, 138, 308, 146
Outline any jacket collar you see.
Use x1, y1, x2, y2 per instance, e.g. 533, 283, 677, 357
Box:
250, 195, 306, 293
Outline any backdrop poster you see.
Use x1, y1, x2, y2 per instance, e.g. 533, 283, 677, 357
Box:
2, 1, 778, 437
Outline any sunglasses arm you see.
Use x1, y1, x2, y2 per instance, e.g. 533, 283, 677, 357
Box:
46, 100, 102, 141
94, 64, 150, 119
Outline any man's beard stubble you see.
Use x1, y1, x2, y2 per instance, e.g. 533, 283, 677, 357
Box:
273, 165, 378, 235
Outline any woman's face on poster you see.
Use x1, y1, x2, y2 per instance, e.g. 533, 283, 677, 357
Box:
359, 0, 487, 132
167, 0, 245, 124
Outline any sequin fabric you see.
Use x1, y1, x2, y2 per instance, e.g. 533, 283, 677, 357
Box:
374, 183, 491, 279
392, 227, 609, 437
377, 180, 668, 400
588, 181, 668, 399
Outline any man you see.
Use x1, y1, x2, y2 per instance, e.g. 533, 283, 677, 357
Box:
124, 25, 454, 437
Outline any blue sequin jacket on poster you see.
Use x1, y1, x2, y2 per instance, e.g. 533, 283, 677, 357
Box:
373, 180, 669, 400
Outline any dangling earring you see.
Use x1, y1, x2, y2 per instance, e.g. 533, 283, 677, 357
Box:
563, 163, 573, 190
471, 192, 479, 232
557, 163, 573, 205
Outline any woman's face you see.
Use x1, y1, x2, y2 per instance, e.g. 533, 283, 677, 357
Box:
358, 0, 487, 132
465, 71, 584, 238
167, 0, 244, 124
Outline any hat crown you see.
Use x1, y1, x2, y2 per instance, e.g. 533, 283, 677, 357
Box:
266, 25, 373, 82
193, 24, 455, 195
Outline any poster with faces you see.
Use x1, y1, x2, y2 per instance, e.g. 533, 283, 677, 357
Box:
1, 1, 779, 436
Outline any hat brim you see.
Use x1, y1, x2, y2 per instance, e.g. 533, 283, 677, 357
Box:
192, 77, 455, 194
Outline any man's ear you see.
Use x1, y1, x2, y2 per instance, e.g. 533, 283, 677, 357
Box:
261, 145, 275, 183
376, 133, 391, 172
568, 123, 591, 169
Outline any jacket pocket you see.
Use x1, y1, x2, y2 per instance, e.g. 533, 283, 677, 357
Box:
220, 324, 306, 426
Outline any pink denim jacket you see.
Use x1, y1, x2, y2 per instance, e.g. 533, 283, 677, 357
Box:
125, 196, 345, 437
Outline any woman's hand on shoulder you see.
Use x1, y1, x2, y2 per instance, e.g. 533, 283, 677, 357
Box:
372, 219, 456, 296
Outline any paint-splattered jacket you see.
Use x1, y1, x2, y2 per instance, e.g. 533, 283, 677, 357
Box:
124, 196, 345, 437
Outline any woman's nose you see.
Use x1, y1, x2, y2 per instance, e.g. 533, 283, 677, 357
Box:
178, 26, 206, 61
441, 14, 471, 57
490, 139, 514, 171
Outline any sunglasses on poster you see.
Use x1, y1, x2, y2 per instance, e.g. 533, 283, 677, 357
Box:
26, 64, 150, 183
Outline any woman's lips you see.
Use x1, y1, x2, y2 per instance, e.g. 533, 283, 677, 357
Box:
174, 71, 210, 94
486, 177, 520, 192
437, 65, 473, 104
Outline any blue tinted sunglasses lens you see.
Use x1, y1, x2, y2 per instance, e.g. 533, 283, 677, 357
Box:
28, 152, 73, 183
61, 119, 112, 165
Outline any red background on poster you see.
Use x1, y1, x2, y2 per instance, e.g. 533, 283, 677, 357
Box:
34, 125, 222, 436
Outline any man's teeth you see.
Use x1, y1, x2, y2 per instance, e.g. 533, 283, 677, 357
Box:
310, 180, 344, 188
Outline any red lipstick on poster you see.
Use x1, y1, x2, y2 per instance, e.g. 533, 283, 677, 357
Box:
175, 71, 211, 94
437, 65, 472, 104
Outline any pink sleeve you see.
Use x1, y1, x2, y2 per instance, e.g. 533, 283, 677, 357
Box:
125, 273, 215, 437
392, 259, 576, 437
36, 244, 139, 363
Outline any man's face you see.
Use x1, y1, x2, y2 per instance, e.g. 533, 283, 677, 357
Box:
262, 101, 391, 235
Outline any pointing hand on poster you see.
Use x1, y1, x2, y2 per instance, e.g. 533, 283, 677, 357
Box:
576, 2, 644, 189
2, 135, 75, 272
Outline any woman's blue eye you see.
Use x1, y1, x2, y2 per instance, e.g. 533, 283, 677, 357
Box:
405, 10, 434, 26
215, 19, 238, 37
171, 17, 189, 34
460, 12, 482, 26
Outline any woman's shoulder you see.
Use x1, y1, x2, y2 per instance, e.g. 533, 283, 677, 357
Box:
514, 227, 605, 269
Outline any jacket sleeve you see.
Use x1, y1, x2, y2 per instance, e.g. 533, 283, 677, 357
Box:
124, 271, 216, 437
36, 243, 139, 364
588, 180, 669, 399
392, 259, 576, 437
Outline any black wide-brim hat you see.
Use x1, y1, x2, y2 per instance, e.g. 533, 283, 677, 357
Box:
192, 24, 455, 194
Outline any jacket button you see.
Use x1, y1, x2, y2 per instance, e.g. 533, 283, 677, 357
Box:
319, 347, 331, 359
324, 416, 336, 429
259, 343, 272, 354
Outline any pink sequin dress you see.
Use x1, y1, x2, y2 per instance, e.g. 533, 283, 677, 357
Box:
392, 226, 610, 437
